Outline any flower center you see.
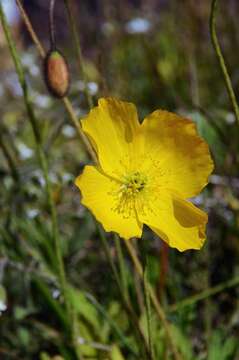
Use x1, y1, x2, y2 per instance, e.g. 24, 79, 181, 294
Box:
123, 171, 147, 195
111, 171, 148, 218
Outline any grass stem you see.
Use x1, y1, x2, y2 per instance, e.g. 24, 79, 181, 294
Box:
169, 273, 239, 313
63, 0, 94, 109
0, 132, 20, 182
143, 258, 155, 360
210, 0, 239, 127
123, 239, 182, 360
98, 225, 151, 359
114, 234, 129, 302
0, 5, 81, 358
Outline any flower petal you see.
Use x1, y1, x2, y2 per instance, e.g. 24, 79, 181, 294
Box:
75, 165, 143, 239
81, 98, 141, 177
140, 110, 214, 198
137, 192, 207, 251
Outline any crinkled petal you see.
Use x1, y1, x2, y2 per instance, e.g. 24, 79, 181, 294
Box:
75, 165, 143, 239
140, 110, 214, 198
137, 192, 207, 251
81, 98, 141, 177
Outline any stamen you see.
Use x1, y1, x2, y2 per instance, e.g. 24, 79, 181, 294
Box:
109, 171, 149, 218
108, 152, 166, 219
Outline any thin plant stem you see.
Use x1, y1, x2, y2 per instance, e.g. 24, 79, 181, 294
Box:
0, 133, 20, 182
11, 1, 148, 358
98, 225, 122, 290
210, 0, 239, 127
169, 273, 239, 313
204, 244, 212, 347
63, 0, 94, 109
123, 239, 182, 360
0, 0, 62, 318
15, 0, 45, 58
114, 234, 129, 301
143, 258, 155, 360
191, 103, 228, 146
15, 0, 97, 163
62, 98, 97, 162
133, 264, 145, 313
49, 0, 56, 49
0, 5, 81, 359
98, 225, 151, 359
85, 292, 137, 356
15, 2, 178, 358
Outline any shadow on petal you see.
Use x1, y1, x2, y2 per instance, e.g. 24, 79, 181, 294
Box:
172, 196, 208, 228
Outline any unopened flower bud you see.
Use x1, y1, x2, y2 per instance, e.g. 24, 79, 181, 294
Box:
44, 50, 70, 98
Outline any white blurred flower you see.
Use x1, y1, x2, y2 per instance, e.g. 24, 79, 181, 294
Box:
5, 73, 22, 97
33, 93, 51, 108
26, 209, 39, 219
125, 17, 151, 34
0, 300, 7, 313
62, 125, 76, 138
62, 172, 74, 183
74, 81, 98, 96
29, 64, 40, 77
17, 142, 33, 160
21, 53, 34, 68
52, 289, 60, 299
225, 112, 235, 125
21, 54, 39, 77
87, 82, 98, 95
32, 169, 45, 187
1, 0, 19, 24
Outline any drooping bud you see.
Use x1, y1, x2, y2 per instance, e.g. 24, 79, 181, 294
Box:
44, 49, 70, 98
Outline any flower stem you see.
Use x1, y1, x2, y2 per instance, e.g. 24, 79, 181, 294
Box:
143, 258, 155, 360
210, 0, 239, 127
123, 239, 182, 360
63, 0, 94, 109
14, 0, 97, 163
98, 226, 151, 359
62, 97, 97, 162
49, 0, 56, 49
0, 5, 81, 358
114, 234, 129, 302
15, 0, 45, 58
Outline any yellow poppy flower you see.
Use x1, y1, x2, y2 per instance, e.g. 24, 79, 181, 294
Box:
75, 98, 214, 251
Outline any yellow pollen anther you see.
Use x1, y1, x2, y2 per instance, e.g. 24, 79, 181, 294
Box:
110, 171, 148, 218
123, 171, 147, 195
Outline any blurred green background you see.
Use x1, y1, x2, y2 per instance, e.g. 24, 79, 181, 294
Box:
0, 0, 239, 359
